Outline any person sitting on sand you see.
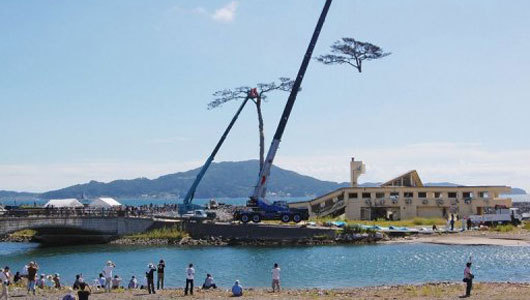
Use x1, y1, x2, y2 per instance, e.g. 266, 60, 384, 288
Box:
13, 271, 22, 284
61, 290, 75, 300
202, 274, 217, 289
53, 273, 61, 289
97, 273, 106, 289
111, 275, 122, 289
231, 280, 243, 297
77, 282, 91, 300
36, 274, 46, 289
128, 276, 138, 289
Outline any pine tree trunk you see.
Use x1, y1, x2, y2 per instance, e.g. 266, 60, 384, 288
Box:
255, 96, 265, 172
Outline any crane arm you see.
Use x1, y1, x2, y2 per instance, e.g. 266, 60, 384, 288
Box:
250, 0, 332, 204
182, 96, 251, 212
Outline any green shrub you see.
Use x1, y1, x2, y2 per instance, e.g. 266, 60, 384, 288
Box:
490, 224, 514, 232
127, 227, 188, 240
342, 224, 375, 234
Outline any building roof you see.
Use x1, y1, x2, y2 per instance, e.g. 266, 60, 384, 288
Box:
381, 170, 424, 187
44, 198, 84, 208
89, 197, 122, 208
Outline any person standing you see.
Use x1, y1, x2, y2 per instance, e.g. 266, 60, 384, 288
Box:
102, 261, 115, 293
27, 261, 38, 296
1, 266, 11, 300
450, 215, 455, 231
157, 259, 165, 290
146, 264, 156, 294
463, 262, 474, 297
272, 263, 281, 292
184, 263, 195, 296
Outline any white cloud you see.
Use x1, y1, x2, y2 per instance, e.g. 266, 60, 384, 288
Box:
168, 2, 238, 24
211, 1, 238, 23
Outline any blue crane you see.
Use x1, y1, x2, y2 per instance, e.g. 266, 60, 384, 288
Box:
235, 0, 333, 224
180, 91, 255, 214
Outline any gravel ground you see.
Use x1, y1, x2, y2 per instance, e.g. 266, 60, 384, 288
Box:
4, 282, 530, 299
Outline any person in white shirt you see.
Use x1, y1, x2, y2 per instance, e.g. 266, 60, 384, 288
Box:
184, 263, 195, 296
1, 266, 11, 300
272, 263, 281, 292
102, 261, 115, 293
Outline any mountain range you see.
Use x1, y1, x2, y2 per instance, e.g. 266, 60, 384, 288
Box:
0, 160, 526, 200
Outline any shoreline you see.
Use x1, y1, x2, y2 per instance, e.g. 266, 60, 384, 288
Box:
3, 231, 530, 247
3, 282, 530, 299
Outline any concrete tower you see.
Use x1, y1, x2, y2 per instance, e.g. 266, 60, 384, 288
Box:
350, 157, 365, 187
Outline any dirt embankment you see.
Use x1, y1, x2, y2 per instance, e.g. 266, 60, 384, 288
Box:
4, 282, 530, 299
387, 230, 530, 246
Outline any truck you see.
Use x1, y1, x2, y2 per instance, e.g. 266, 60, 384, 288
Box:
469, 207, 523, 226
234, 201, 309, 224
234, 0, 332, 224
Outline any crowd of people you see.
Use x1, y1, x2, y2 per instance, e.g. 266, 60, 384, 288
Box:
0, 258, 285, 299
0, 258, 477, 299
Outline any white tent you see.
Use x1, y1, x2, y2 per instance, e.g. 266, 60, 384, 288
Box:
44, 198, 83, 208
88, 197, 122, 209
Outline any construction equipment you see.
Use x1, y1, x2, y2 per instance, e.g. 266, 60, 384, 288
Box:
179, 92, 253, 214
234, 0, 332, 224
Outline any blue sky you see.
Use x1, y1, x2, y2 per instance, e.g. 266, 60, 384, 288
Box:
1, 0, 529, 192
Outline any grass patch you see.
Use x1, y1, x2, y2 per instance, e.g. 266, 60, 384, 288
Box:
420, 285, 443, 298
341, 224, 375, 234
10, 229, 37, 238
490, 224, 515, 232
126, 226, 188, 240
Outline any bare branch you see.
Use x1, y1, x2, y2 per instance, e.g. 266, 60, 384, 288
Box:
208, 78, 296, 109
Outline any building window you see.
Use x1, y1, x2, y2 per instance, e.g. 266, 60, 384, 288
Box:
463, 192, 473, 199
418, 192, 427, 198
434, 192, 442, 198
404, 192, 413, 198
348, 193, 358, 199
479, 191, 489, 198
448, 192, 457, 198
376, 192, 385, 199
362, 193, 371, 199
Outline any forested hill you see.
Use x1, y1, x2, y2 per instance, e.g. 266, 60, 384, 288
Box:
40, 160, 350, 199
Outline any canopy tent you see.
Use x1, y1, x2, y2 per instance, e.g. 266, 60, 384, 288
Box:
44, 198, 83, 208
88, 197, 122, 209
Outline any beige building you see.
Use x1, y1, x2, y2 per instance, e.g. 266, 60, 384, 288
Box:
290, 158, 512, 220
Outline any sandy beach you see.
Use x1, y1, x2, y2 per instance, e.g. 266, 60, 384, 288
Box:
3, 282, 530, 299
386, 230, 530, 246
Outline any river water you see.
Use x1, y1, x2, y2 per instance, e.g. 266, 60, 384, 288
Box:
1, 243, 529, 288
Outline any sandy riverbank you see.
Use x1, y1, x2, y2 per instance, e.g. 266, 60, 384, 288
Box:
387, 230, 530, 246
4, 282, 530, 299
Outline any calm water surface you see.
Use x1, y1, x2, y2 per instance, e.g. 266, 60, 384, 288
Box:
1, 243, 529, 288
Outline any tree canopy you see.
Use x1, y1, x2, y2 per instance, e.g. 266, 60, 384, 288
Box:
316, 38, 390, 72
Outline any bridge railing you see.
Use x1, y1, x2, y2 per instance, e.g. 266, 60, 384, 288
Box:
0, 208, 159, 219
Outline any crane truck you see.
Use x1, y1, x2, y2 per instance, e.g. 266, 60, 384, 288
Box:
234, 0, 333, 224
178, 89, 257, 216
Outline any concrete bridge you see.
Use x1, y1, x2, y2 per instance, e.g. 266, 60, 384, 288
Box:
0, 215, 159, 243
